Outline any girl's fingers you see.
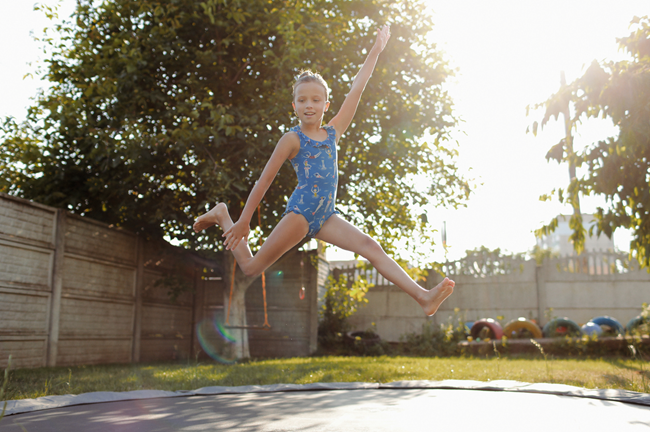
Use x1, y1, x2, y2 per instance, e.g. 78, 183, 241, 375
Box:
224, 234, 243, 251
374, 25, 390, 51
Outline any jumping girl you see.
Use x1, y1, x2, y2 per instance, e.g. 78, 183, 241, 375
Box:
194, 25, 455, 316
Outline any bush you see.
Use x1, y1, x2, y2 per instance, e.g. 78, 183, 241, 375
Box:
317, 273, 370, 352
628, 302, 650, 336
398, 309, 467, 356
345, 330, 390, 356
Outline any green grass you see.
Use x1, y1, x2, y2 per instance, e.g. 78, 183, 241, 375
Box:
2, 355, 649, 401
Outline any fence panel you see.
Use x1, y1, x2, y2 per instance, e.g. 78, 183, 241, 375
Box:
0, 193, 322, 367
0, 194, 56, 368
344, 251, 649, 343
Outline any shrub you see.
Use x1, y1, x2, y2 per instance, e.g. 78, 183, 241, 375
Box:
628, 302, 650, 336
317, 273, 371, 352
399, 309, 467, 356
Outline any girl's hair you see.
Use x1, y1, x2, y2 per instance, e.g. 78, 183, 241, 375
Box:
292, 70, 330, 100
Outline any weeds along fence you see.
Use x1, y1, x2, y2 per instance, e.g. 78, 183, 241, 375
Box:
340, 251, 650, 342
0, 193, 321, 369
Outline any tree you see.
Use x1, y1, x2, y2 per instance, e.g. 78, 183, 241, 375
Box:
528, 16, 650, 268
1, 0, 471, 357
526, 70, 587, 256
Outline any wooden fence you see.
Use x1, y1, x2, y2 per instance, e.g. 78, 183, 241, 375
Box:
0, 193, 320, 368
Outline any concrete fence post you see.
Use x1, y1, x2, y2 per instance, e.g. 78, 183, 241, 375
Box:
308, 251, 320, 354
536, 262, 550, 326
191, 268, 205, 360
132, 236, 144, 362
535, 264, 543, 324
46, 209, 66, 367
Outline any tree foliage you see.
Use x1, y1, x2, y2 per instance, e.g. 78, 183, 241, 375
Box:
529, 16, 650, 268
1, 0, 470, 263
442, 245, 526, 277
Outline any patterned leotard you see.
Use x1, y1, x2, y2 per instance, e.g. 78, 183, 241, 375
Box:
282, 124, 339, 236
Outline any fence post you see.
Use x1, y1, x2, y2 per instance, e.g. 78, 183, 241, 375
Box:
191, 268, 205, 360
46, 209, 65, 367
132, 236, 144, 363
308, 251, 322, 354
332, 267, 341, 282
535, 262, 543, 324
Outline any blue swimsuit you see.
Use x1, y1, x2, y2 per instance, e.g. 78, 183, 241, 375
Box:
282, 124, 339, 236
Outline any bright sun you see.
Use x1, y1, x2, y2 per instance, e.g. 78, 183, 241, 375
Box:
332, 1, 645, 262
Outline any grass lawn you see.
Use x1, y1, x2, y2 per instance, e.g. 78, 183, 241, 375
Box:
3, 355, 649, 401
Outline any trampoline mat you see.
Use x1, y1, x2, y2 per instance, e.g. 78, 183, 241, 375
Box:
1, 380, 650, 431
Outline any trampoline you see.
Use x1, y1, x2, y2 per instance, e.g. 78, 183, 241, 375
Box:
1, 380, 650, 431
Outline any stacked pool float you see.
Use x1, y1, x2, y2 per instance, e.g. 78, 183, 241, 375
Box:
462, 313, 649, 355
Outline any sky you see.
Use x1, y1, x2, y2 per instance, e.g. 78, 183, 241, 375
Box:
0, 1, 646, 263
418, 0, 644, 262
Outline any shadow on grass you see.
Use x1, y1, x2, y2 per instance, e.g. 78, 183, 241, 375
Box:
604, 358, 650, 381
600, 373, 632, 389
6, 353, 650, 401
3, 363, 160, 401
600, 355, 650, 393
2, 356, 445, 401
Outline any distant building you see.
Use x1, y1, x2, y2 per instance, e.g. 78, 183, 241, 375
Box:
536, 214, 614, 256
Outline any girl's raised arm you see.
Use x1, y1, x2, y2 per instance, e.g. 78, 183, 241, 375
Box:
328, 24, 391, 140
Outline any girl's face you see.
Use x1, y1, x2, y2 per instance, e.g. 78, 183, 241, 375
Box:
292, 82, 329, 125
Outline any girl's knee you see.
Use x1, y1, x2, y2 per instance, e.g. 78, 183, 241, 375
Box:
242, 264, 263, 278
360, 234, 384, 259
238, 260, 262, 278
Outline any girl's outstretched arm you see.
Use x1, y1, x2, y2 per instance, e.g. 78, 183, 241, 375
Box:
222, 134, 299, 251
328, 24, 391, 140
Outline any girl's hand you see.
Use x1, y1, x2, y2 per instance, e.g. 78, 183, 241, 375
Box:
371, 24, 391, 55
223, 220, 250, 251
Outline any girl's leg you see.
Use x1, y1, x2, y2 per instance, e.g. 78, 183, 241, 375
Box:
315, 214, 454, 316
194, 203, 309, 277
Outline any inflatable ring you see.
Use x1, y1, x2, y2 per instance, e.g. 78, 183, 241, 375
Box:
470, 318, 503, 340
543, 317, 582, 337
581, 321, 603, 337
589, 316, 624, 336
626, 315, 650, 335
503, 317, 543, 339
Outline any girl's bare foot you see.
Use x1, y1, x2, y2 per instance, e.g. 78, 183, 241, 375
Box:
193, 202, 228, 232
419, 277, 455, 316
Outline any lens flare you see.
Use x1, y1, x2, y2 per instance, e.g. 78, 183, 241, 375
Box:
214, 319, 237, 343
196, 313, 238, 364
268, 270, 284, 287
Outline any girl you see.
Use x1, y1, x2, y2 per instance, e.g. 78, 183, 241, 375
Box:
194, 25, 454, 316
